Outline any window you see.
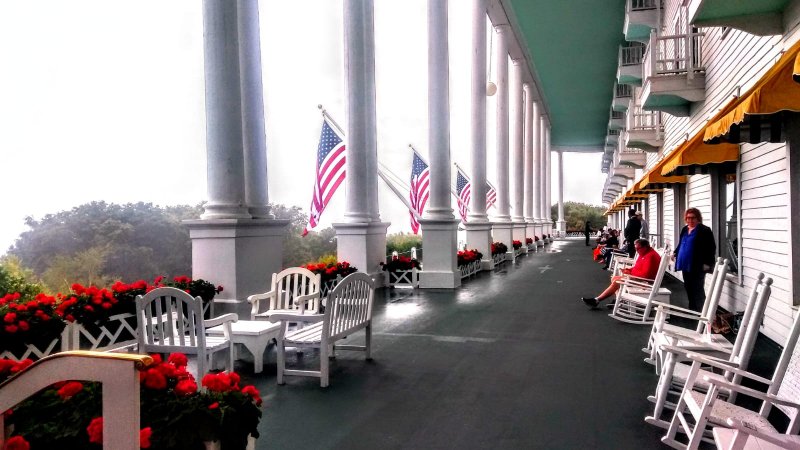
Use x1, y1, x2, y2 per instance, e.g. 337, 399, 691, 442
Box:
716, 168, 740, 276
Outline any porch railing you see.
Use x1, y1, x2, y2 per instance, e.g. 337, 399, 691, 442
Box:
611, 110, 624, 120
644, 31, 705, 78
615, 83, 633, 98
627, 105, 663, 131
627, 0, 659, 12
619, 45, 645, 66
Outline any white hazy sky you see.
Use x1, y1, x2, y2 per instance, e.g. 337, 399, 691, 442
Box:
0, 0, 605, 255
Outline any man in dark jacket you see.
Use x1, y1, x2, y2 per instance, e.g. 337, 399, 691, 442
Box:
624, 209, 642, 257
584, 221, 593, 246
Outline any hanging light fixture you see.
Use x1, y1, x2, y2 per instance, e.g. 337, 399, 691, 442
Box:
486, 24, 496, 96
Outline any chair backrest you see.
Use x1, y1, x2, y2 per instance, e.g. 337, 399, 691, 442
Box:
323, 272, 375, 343
694, 258, 729, 333
767, 309, 800, 430
270, 267, 322, 313
644, 247, 672, 300
728, 274, 770, 368
135, 287, 206, 356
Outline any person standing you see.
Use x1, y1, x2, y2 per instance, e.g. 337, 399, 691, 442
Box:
584, 221, 593, 246
624, 209, 642, 257
638, 210, 649, 240
673, 207, 716, 312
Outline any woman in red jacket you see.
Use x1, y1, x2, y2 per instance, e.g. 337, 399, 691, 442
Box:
581, 239, 661, 309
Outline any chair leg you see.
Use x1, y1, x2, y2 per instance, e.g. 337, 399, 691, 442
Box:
365, 324, 372, 360
276, 340, 286, 385
228, 341, 235, 373
320, 343, 329, 388
197, 352, 206, 380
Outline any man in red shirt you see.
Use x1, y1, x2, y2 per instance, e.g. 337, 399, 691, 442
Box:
582, 239, 661, 308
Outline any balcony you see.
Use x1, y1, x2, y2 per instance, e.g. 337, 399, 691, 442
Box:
625, 105, 664, 151
609, 163, 636, 181
618, 147, 647, 169
612, 83, 633, 111
689, 0, 791, 36
640, 30, 706, 117
624, 0, 661, 43
617, 43, 646, 86
608, 109, 625, 130
607, 128, 621, 145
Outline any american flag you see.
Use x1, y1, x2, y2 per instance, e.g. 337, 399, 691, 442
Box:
486, 182, 497, 209
409, 151, 430, 234
302, 118, 346, 236
455, 168, 471, 222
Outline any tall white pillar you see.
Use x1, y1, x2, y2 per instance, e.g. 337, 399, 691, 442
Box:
545, 125, 552, 238
334, 0, 389, 284
491, 25, 514, 260
420, 0, 460, 289
510, 60, 527, 252
239, 0, 271, 219
465, 0, 493, 270
190, 0, 288, 319
536, 115, 546, 245
556, 149, 566, 233
523, 84, 537, 246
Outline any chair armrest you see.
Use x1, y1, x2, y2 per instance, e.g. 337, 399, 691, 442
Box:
660, 331, 731, 354
268, 313, 325, 324
724, 418, 800, 447
624, 275, 655, 284
295, 292, 321, 311
660, 345, 736, 365
652, 301, 704, 317
247, 290, 276, 304
705, 376, 798, 409
204, 313, 238, 328
686, 353, 772, 385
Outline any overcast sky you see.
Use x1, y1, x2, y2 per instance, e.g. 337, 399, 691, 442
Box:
0, 0, 605, 255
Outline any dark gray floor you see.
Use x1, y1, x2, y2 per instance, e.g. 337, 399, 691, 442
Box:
236, 240, 751, 449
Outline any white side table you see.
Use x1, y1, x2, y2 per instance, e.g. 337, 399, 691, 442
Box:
208, 320, 281, 374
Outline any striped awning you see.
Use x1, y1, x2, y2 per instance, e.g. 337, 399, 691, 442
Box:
636, 157, 687, 190
703, 39, 800, 144
659, 130, 739, 176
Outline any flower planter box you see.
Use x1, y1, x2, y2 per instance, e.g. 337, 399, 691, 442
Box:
0, 329, 69, 361
69, 312, 139, 352
527, 243, 536, 252
385, 268, 420, 288
458, 260, 481, 279
513, 248, 524, 259
492, 253, 506, 266
205, 435, 257, 450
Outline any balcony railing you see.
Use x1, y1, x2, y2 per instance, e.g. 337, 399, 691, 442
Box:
611, 110, 624, 120
643, 31, 705, 78
615, 83, 633, 98
627, 106, 663, 131
619, 45, 645, 66
628, 0, 659, 12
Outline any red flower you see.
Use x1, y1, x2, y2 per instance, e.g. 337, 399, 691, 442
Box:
10, 359, 32, 374
3, 435, 30, 450
167, 353, 188, 368
140, 427, 152, 448
143, 369, 167, 390
4, 325, 18, 334
216, 285, 224, 294
202, 372, 237, 392
174, 379, 197, 396
3, 313, 16, 323
208, 402, 220, 410
16, 321, 29, 332
241, 385, 262, 406
87, 417, 103, 444
57, 381, 84, 400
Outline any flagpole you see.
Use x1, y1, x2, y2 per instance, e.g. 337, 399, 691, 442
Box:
377, 168, 421, 220
318, 104, 346, 137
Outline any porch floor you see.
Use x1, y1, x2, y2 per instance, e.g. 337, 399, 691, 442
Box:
239, 239, 775, 449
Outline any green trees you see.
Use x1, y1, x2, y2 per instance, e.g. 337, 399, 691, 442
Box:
551, 202, 608, 232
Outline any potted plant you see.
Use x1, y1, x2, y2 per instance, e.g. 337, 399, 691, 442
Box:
490, 242, 507, 266
380, 256, 421, 288
0, 293, 67, 361
301, 261, 358, 297
525, 237, 535, 251
2, 353, 262, 449
457, 249, 483, 278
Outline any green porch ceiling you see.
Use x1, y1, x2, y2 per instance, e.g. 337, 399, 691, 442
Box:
508, 0, 626, 150
693, 0, 790, 24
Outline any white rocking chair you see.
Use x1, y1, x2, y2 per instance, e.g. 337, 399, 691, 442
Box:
609, 246, 671, 324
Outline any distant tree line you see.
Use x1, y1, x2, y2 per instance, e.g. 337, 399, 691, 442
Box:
551, 202, 608, 232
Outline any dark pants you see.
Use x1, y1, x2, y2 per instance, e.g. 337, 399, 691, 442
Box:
627, 241, 636, 257
682, 270, 707, 312
585, 233, 590, 246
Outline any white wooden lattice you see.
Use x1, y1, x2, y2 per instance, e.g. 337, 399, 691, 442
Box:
385, 268, 419, 288
320, 275, 344, 299
0, 331, 67, 361
71, 313, 139, 352
459, 260, 481, 279
492, 253, 506, 266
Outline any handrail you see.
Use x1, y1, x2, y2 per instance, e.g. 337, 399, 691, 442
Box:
627, 105, 663, 131
0, 351, 152, 449
645, 30, 705, 77
620, 45, 645, 66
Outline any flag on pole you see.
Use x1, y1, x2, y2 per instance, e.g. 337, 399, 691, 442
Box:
455, 167, 471, 222
486, 182, 497, 209
302, 118, 346, 236
409, 151, 430, 234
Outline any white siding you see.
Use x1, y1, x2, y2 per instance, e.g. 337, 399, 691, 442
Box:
663, 188, 675, 248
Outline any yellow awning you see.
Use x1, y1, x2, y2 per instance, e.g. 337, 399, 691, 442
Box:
660, 131, 739, 176
704, 39, 800, 142
636, 157, 687, 190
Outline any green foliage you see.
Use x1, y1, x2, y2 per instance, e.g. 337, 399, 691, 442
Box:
551, 202, 607, 232
271, 204, 337, 267
0, 256, 43, 298
40, 246, 114, 294
386, 233, 421, 256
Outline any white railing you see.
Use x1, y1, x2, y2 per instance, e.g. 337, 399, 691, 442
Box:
645, 31, 704, 77
619, 45, 645, 66
611, 110, 624, 120
615, 83, 632, 98
627, 105, 663, 131
628, 0, 659, 12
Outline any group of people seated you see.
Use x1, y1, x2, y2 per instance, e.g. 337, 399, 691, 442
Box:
581, 238, 662, 309
591, 228, 622, 270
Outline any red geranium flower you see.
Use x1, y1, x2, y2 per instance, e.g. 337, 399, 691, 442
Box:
3, 435, 30, 450
57, 381, 84, 400
143, 369, 167, 390
174, 379, 197, 396
87, 417, 103, 444
167, 353, 188, 367
140, 427, 153, 448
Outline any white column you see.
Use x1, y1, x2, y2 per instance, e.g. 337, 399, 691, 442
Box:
201, 0, 250, 220
465, 0, 493, 270
191, 0, 289, 319
536, 115, 546, 244
545, 125, 552, 237
238, 0, 271, 218
523, 84, 537, 246
420, 0, 460, 289
334, 0, 389, 284
510, 60, 527, 252
491, 25, 514, 259
556, 149, 566, 233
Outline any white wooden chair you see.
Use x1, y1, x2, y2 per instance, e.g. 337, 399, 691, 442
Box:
713, 418, 800, 450
135, 287, 237, 379
644, 275, 772, 429
643, 258, 731, 368
662, 309, 800, 450
609, 246, 671, 324
248, 267, 321, 320
269, 272, 375, 387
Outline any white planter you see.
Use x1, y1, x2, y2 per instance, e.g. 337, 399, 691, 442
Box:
385, 268, 420, 288
69, 313, 138, 352
0, 328, 69, 361
513, 247, 523, 259
458, 260, 481, 279
527, 243, 536, 252
492, 253, 506, 266
205, 435, 257, 450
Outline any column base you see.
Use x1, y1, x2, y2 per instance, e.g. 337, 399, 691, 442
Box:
419, 218, 461, 289
464, 222, 494, 271
512, 220, 527, 253
491, 222, 515, 261
557, 220, 567, 235
333, 222, 391, 287
186, 218, 290, 319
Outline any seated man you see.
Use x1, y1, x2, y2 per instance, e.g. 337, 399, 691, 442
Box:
581, 239, 661, 309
